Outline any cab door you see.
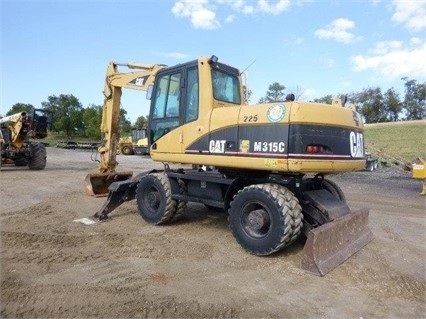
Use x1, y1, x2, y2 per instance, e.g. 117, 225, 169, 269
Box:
149, 69, 182, 154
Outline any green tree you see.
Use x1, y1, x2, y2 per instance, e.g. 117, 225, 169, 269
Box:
82, 104, 102, 139
243, 86, 252, 104
402, 78, 426, 120
383, 88, 402, 121
6, 103, 34, 116
120, 109, 131, 136
312, 95, 333, 104
350, 87, 385, 123
134, 115, 148, 129
260, 82, 286, 103
42, 94, 83, 138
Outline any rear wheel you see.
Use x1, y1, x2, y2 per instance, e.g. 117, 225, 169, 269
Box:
136, 173, 177, 225
228, 183, 302, 256
321, 179, 346, 203
28, 143, 46, 170
121, 145, 134, 155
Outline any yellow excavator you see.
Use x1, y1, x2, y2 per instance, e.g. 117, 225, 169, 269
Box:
85, 55, 373, 276
0, 109, 52, 170
117, 127, 149, 155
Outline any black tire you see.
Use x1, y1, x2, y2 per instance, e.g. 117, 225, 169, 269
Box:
121, 145, 134, 155
321, 179, 346, 203
28, 143, 46, 170
175, 179, 188, 217
136, 173, 177, 225
228, 183, 302, 256
269, 183, 303, 245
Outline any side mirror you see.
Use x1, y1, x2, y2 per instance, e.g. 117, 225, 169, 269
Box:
146, 85, 153, 100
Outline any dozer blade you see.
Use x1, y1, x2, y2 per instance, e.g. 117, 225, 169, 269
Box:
84, 172, 133, 197
300, 207, 373, 276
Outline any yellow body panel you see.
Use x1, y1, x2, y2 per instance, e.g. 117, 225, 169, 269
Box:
288, 101, 363, 128
151, 100, 365, 173
412, 158, 426, 179
151, 152, 365, 173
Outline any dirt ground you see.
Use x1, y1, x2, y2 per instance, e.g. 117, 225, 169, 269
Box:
1, 147, 425, 318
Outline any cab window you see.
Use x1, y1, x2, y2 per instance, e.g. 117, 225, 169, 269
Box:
185, 67, 199, 123
212, 69, 241, 104
150, 71, 181, 142
152, 72, 181, 119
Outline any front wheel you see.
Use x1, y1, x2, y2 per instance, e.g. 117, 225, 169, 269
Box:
28, 143, 46, 170
136, 173, 177, 225
228, 183, 302, 256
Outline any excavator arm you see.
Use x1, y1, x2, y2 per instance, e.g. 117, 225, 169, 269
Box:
85, 61, 166, 196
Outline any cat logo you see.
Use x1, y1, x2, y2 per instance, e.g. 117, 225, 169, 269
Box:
209, 140, 226, 153
349, 131, 364, 158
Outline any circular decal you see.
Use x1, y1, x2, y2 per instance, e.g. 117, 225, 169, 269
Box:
267, 104, 286, 123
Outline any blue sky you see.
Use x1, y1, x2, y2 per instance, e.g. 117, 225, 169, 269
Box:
1, 0, 425, 122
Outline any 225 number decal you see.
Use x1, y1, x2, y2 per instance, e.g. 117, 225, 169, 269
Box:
243, 115, 258, 122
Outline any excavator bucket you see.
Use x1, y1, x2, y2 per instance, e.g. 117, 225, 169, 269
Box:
300, 207, 373, 276
84, 172, 133, 197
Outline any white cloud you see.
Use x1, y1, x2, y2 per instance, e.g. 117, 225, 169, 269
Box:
241, 5, 255, 14
369, 40, 402, 55
351, 38, 426, 78
224, 14, 235, 23
391, 0, 426, 32
172, 0, 301, 28
314, 18, 363, 44
257, 0, 291, 15
172, 0, 220, 30
218, 0, 254, 14
410, 37, 423, 46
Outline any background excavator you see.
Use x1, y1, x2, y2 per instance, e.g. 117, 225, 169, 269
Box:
0, 109, 52, 170
84, 55, 373, 276
117, 127, 149, 155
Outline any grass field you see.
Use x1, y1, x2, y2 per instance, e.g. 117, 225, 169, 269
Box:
364, 120, 426, 164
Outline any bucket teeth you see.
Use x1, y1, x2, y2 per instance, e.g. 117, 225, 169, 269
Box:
300, 207, 373, 276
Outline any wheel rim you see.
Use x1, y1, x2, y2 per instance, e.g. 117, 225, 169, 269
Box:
241, 202, 272, 238
143, 187, 161, 214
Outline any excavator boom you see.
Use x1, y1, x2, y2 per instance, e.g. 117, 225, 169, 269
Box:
84, 62, 165, 196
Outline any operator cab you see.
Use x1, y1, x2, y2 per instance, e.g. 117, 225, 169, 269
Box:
147, 56, 242, 147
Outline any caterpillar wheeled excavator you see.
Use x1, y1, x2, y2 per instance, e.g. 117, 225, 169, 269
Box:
0, 109, 52, 170
84, 55, 373, 276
